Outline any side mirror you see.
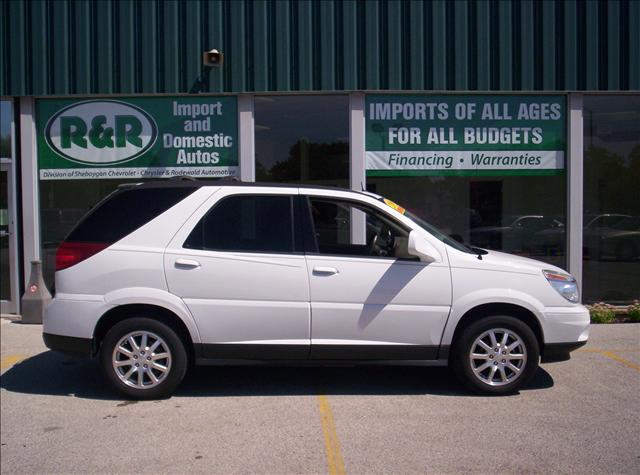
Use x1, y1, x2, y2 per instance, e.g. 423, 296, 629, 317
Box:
408, 230, 439, 263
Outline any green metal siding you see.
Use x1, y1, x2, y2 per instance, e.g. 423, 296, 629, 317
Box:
1, 0, 639, 96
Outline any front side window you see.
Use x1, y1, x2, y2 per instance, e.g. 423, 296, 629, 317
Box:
308, 198, 411, 259
185, 195, 294, 253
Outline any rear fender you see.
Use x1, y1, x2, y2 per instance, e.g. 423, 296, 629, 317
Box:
103, 287, 201, 343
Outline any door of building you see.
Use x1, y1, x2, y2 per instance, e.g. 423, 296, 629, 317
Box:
1, 161, 19, 314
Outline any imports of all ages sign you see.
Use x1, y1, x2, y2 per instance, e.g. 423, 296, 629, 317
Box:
36, 97, 238, 180
365, 95, 565, 176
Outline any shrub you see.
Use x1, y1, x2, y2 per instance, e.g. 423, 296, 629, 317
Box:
628, 300, 640, 322
587, 302, 616, 324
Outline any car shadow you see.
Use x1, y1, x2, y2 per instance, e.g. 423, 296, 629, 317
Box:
0, 350, 554, 400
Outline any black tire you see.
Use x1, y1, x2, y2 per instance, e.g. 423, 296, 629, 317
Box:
100, 317, 188, 400
451, 316, 540, 395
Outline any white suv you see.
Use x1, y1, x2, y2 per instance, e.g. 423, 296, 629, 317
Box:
44, 181, 590, 398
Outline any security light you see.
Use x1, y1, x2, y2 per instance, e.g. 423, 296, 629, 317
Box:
202, 49, 223, 67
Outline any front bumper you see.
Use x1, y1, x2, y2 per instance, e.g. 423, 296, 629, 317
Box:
541, 340, 587, 363
542, 305, 590, 343
43, 332, 94, 357
540, 305, 590, 362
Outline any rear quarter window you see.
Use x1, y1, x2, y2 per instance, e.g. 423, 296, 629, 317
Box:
66, 187, 195, 244
184, 194, 295, 253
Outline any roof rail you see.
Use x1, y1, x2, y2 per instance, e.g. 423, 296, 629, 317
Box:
168, 175, 197, 182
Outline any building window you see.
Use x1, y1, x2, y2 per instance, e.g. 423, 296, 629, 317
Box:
0, 100, 11, 159
367, 175, 566, 269
254, 95, 349, 187
1, 99, 14, 302
364, 94, 567, 270
583, 95, 640, 304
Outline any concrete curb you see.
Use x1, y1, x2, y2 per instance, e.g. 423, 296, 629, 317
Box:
1, 314, 22, 322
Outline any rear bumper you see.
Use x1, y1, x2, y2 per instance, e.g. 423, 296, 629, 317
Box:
43, 333, 94, 357
541, 340, 587, 363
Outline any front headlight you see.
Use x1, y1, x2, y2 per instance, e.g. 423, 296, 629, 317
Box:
543, 270, 580, 303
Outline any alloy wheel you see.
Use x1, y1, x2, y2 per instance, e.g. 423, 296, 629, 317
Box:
469, 328, 527, 386
111, 331, 172, 389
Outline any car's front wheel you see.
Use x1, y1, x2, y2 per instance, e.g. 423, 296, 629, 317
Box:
100, 318, 188, 399
452, 316, 540, 394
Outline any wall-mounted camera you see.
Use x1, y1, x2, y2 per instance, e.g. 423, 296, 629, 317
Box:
202, 49, 224, 67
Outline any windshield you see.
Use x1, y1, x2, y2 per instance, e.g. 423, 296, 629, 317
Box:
376, 197, 477, 254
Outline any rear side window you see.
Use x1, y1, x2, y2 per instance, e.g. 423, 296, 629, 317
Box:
184, 195, 294, 253
66, 187, 195, 243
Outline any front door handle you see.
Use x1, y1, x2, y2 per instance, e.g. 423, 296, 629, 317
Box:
175, 258, 201, 269
313, 266, 339, 276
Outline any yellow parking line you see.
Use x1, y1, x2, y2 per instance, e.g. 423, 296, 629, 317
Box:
596, 350, 640, 372
580, 349, 640, 372
317, 395, 346, 475
579, 348, 640, 353
0, 354, 27, 372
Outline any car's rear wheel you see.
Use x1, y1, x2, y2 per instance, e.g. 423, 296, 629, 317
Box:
452, 316, 539, 394
100, 318, 188, 399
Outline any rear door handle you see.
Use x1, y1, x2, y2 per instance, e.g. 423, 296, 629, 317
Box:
313, 266, 339, 276
175, 258, 201, 269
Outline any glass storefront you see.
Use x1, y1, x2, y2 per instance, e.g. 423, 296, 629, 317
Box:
1, 99, 13, 303
367, 174, 566, 268
583, 96, 640, 303
24, 92, 640, 305
254, 95, 349, 186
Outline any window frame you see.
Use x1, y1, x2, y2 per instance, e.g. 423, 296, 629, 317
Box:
182, 193, 301, 255
301, 195, 415, 261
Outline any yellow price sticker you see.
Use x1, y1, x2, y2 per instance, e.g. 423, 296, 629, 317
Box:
383, 198, 406, 215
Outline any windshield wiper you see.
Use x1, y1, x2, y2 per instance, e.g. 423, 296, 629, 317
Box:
468, 245, 488, 259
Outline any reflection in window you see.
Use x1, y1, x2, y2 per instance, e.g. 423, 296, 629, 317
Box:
255, 96, 349, 187
583, 95, 640, 303
367, 175, 566, 268
1, 100, 13, 301
1, 100, 12, 158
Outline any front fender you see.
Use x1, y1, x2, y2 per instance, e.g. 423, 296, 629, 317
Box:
104, 287, 202, 344
440, 288, 546, 346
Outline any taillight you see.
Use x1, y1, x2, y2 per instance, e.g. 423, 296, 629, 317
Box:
55, 241, 109, 271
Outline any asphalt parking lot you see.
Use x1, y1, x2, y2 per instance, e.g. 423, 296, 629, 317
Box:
1, 318, 639, 475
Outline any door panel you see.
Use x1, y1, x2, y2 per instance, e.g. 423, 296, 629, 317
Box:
304, 195, 452, 359
307, 255, 451, 357
165, 251, 310, 358
164, 191, 310, 359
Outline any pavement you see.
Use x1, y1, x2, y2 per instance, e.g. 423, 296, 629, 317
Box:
1, 318, 639, 475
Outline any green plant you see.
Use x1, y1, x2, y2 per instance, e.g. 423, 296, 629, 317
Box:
628, 300, 640, 322
587, 302, 616, 324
